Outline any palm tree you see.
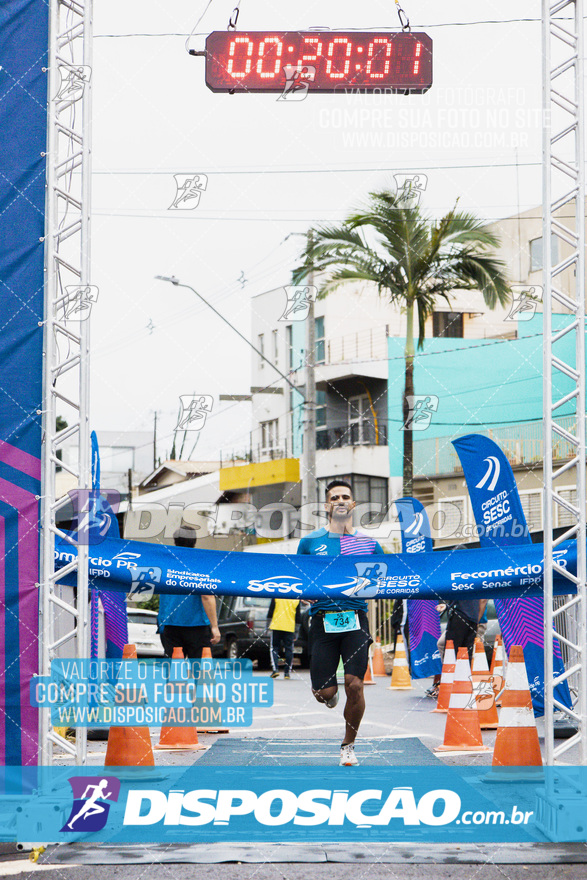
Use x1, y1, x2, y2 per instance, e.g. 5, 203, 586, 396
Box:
293, 190, 510, 496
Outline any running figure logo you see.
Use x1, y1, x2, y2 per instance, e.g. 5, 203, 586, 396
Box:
402, 395, 439, 431
61, 776, 121, 833
465, 675, 504, 712
67, 488, 118, 544
278, 65, 316, 101
128, 566, 162, 602
169, 174, 208, 210
62, 286, 99, 322
505, 285, 542, 322
175, 394, 214, 431
393, 173, 428, 208
56, 65, 91, 101
345, 562, 388, 599
278, 285, 317, 321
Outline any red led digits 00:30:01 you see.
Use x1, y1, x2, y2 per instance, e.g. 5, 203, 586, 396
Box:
204, 31, 432, 94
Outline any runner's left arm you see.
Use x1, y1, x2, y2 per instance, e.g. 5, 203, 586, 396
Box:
202, 595, 221, 644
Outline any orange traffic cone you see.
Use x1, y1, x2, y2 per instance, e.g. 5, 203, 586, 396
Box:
105, 644, 155, 766
372, 638, 387, 676
155, 647, 207, 751
435, 647, 489, 753
489, 636, 501, 674
201, 646, 212, 660
472, 638, 489, 674
363, 653, 376, 686
471, 639, 499, 729
433, 640, 456, 713
492, 645, 542, 769
389, 633, 412, 689
490, 636, 505, 706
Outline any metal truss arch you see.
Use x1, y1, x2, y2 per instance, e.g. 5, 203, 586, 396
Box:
40, 0, 93, 765
542, 0, 587, 764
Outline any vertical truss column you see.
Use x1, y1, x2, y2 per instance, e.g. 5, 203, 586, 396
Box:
40, 0, 93, 765
542, 0, 587, 764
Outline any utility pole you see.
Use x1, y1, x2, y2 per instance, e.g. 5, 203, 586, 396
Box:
301, 229, 317, 511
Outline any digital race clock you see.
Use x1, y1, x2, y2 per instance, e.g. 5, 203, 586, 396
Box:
204, 31, 432, 94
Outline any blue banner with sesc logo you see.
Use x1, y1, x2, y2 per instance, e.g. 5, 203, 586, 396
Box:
55, 531, 582, 601
452, 434, 572, 716
395, 498, 441, 679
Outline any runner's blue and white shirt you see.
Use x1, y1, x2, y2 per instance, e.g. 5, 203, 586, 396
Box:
297, 527, 384, 615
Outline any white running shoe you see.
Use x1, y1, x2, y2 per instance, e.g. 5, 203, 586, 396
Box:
339, 743, 359, 766
325, 690, 339, 709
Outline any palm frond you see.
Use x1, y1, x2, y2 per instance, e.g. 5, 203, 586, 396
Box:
292, 188, 510, 331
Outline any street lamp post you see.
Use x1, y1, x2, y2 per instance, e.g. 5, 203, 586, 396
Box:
156, 268, 317, 516
301, 232, 317, 511
155, 276, 304, 398
284, 231, 317, 513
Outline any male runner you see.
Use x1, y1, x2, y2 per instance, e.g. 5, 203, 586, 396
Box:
297, 480, 384, 766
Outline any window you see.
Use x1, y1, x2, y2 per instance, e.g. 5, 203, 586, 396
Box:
217, 596, 232, 621
432, 311, 463, 338
530, 234, 559, 273
260, 419, 278, 453
127, 610, 157, 627
315, 389, 327, 448
557, 488, 578, 528
348, 394, 375, 445
369, 478, 388, 512
520, 491, 542, 532
316, 390, 326, 429
315, 316, 325, 364
258, 334, 265, 368
286, 325, 293, 370
272, 329, 278, 364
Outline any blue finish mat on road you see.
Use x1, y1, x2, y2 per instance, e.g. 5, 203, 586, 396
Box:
196, 737, 441, 766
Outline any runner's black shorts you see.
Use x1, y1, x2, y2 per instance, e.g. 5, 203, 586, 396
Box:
309, 610, 372, 690
160, 624, 211, 659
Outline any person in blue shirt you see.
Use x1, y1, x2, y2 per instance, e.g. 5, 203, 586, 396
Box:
158, 526, 220, 658
297, 480, 384, 766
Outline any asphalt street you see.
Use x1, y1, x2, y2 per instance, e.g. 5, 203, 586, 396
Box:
2, 670, 586, 877
51, 666, 578, 768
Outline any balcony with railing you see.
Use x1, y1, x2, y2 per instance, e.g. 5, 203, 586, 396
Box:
325, 326, 389, 364
253, 442, 291, 462
316, 422, 388, 450
414, 416, 582, 477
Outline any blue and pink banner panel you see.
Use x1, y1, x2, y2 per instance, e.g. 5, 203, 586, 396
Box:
0, 1, 48, 764
395, 498, 441, 679
453, 434, 572, 716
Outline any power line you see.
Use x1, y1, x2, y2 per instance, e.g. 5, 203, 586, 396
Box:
93, 161, 543, 176
91, 210, 557, 224
93, 18, 573, 39
91, 212, 341, 221
378, 332, 545, 362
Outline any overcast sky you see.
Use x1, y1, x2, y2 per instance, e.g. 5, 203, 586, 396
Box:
88, 0, 543, 466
